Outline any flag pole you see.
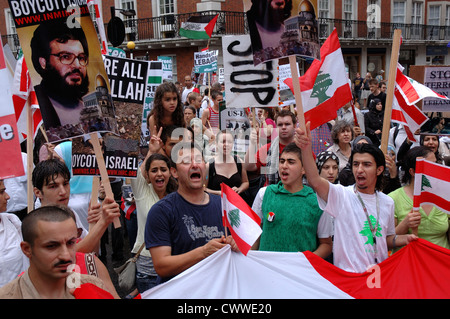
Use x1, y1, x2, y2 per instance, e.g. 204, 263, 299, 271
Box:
288, 55, 305, 131
27, 98, 34, 213
90, 132, 121, 228
380, 29, 402, 154
411, 156, 424, 237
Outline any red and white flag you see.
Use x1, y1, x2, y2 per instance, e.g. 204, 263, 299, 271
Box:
413, 158, 450, 214
142, 238, 450, 299
284, 29, 352, 130
12, 56, 43, 142
87, 0, 108, 55
221, 183, 262, 256
396, 64, 449, 106
391, 88, 428, 142
0, 42, 25, 179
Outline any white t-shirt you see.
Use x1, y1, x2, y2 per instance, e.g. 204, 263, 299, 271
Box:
317, 183, 396, 273
181, 87, 194, 104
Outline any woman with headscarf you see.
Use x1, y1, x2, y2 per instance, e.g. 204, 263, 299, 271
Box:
316, 151, 339, 184
364, 98, 384, 146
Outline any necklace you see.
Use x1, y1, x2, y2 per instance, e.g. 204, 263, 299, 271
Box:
354, 186, 380, 264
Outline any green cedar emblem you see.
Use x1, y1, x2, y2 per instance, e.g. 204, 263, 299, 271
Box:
228, 209, 241, 228
311, 71, 333, 104
421, 175, 432, 191
359, 215, 382, 246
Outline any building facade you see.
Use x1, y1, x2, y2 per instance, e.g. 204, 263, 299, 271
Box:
1, 0, 449, 83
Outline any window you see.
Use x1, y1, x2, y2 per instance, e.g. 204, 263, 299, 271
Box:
411, 2, 423, 37
393, 1, 406, 24
428, 5, 441, 37
446, 5, 450, 37
343, 0, 353, 20
318, 0, 330, 18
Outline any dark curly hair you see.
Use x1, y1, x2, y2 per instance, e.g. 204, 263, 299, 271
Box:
152, 82, 185, 131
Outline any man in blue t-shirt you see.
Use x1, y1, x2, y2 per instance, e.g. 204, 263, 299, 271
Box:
145, 142, 237, 283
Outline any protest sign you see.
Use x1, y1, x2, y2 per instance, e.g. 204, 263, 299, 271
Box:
244, 0, 320, 65
157, 56, 173, 82
219, 101, 250, 156
71, 56, 147, 178
222, 35, 280, 108
9, 0, 118, 142
142, 61, 163, 139
194, 50, 218, 73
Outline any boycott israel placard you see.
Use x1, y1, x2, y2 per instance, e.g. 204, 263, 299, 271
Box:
71, 56, 147, 178
8, 0, 118, 143
194, 50, 218, 73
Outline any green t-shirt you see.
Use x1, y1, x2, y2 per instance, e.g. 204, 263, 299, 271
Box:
388, 187, 450, 250
260, 182, 323, 252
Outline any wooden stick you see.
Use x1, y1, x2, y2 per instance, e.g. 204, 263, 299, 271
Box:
288, 55, 305, 131
89, 176, 100, 231
380, 29, 402, 154
27, 100, 33, 213
90, 132, 121, 229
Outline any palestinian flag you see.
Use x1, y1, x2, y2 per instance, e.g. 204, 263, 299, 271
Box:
180, 14, 218, 39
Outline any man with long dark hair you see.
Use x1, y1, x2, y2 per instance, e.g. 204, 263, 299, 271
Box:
295, 122, 417, 273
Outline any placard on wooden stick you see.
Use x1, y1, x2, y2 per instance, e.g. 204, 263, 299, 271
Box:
90, 132, 121, 229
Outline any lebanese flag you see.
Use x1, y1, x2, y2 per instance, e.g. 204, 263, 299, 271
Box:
413, 158, 450, 214
142, 238, 450, 299
221, 183, 262, 256
284, 29, 352, 130
396, 64, 449, 106
180, 14, 219, 39
391, 88, 428, 142
12, 56, 43, 142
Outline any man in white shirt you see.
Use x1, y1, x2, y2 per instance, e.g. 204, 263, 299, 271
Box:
181, 75, 194, 105
294, 122, 417, 273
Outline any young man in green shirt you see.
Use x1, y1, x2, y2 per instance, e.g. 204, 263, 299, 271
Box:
251, 142, 333, 258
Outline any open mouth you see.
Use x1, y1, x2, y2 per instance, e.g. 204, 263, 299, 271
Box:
190, 172, 202, 180
154, 178, 166, 186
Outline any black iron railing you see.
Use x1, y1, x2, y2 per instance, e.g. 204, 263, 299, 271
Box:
2, 11, 449, 53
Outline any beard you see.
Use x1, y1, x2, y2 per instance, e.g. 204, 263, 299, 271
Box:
41, 63, 90, 107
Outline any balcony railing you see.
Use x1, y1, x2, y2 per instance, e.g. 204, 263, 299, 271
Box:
2, 12, 449, 53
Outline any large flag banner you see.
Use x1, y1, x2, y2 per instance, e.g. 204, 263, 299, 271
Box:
9, 0, 118, 142
391, 88, 429, 142
179, 14, 218, 40
194, 50, 218, 74
396, 64, 449, 108
222, 35, 279, 108
11, 55, 43, 143
71, 56, 147, 178
244, 0, 320, 65
0, 40, 25, 179
413, 158, 450, 214
142, 239, 450, 299
284, 29, 353, 130
221, 183, 262, 256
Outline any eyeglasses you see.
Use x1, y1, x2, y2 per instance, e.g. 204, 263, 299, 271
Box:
50, 52, 88, 66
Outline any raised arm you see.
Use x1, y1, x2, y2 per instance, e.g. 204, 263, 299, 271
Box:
294, 122, 330, 202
